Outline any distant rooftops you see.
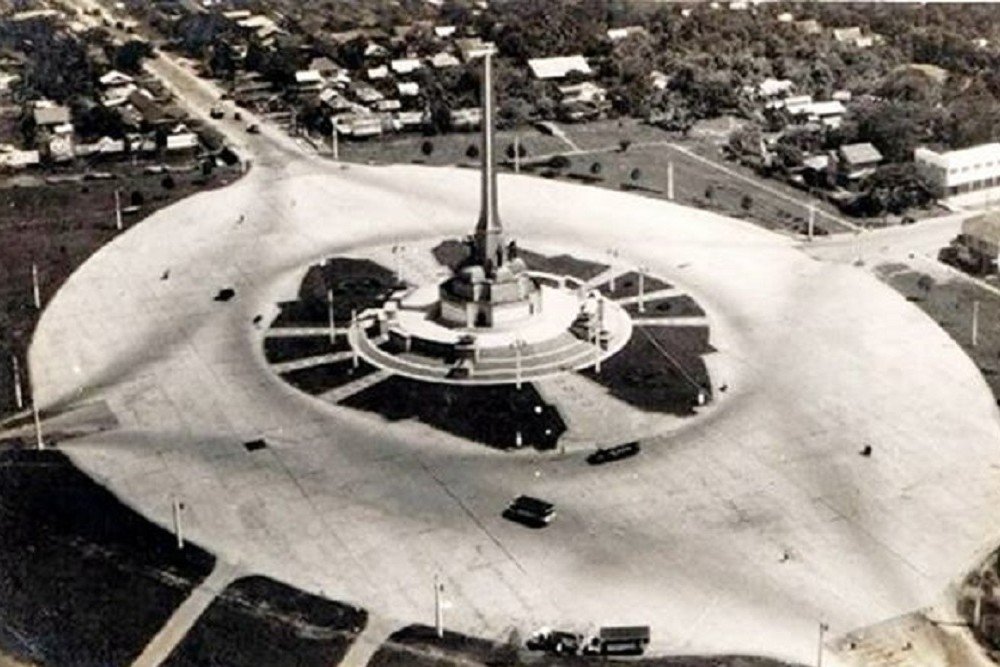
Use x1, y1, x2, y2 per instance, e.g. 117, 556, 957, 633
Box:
528, 55, 591, 80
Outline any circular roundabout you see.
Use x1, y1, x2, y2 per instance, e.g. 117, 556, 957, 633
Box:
26, 135, 1000, 664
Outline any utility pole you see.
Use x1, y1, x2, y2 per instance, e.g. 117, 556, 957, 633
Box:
807, 204, 815, 241
32, 397, 43, 450
327, 288, 336, 343
637, 266, 647, 313
973, 299, 980, 347
667, 160, 675, 201
172, 498, 185, 549
11, 354, 23, 410
351, 310, 359, 369
607, 248, 618, 291
331, 122, 339, 161
817, 622, 829, 667
513, 133, 520, 174
434, 575, 444, 638
114, 188, 123, 231
595, 297, 605, 374
31, 263, 40, 310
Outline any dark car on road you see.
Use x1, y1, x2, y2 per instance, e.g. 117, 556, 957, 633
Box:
526, 629, 583, 655
503, 496, 555, 527
586, 441, 641, 466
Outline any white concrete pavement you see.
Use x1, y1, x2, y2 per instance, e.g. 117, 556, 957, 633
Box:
26, 156, 1000, 666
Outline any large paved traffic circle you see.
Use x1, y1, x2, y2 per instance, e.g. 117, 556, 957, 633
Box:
30, 157, 1000, 663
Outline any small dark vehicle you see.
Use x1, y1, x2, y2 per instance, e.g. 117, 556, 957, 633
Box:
503, 495, 555, 527
246, 123, 260, 134
587, 441, 641, 465
526, 629, 583, 655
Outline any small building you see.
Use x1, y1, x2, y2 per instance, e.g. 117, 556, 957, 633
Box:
0, 145, 40, 170
352, 83, 385, 105
606, 26, 646, 41
450, 107, 482, 131
649, 71, 669, 91
434, 25, 456, 39
915, 143, 1000, 198
777, 12, 794, 23
429, 52, 460, 69
832, 90, 852, 103
393, 110, 427, 132
391, 58, 423, 75
336, 114, 383, 139
375, 99, 402, 112
757, 78, 794, 99
75, 136, 126, 159
557, 81, 610, 121
832, 27, 863, 44
99, 70, 135, 88
294, 70, 324, 92
367, 66, 389, 81
397, 82, 420, 97
782, 94, 814, 115
364, 42, 389, 59
308, 57, 340, 77
455, 38, 495, 62
319, 88, 353, 114
528, 55, 591, 81
33, 102, 71, 127
838, 142, 882, 183
794, 19, 821, 35
807, 100, 847, 128
166, 125, 199, 153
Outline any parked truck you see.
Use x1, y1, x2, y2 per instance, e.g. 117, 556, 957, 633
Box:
582, 626, 650, 656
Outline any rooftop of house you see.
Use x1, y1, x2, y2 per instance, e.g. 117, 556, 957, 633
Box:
32, 102, 71, 126
528, 55, 592, 80
839, 142, 883, 166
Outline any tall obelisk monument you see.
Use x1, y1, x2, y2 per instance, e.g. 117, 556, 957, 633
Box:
473, 52, 504, 274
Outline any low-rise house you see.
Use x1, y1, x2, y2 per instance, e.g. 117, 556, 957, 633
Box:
352, 83, 385, 105
336, 114, 383, 139
294, 70, 324, 92
782, 94, 814, 115
397, 82, 420, 97
394, 110, 427, 132
456, 38, 495, 61
838, 142, 882, 183
557, 81, 610, 121
367, 66, 389, 81
375, 99, 402, 112
915, 142, 1000, 198
47, 123, 74, 163
99, 70, 135, 88
450, 107, 482, 131
391, 58, 423, 75
308, 57, 340, 77
237, 15, 283, 41
33, 101, 71, 128
528, 55, 592, 81
777, 12, 794, 23
649, 71, 669, 91
832, 90, 852, 103
364, 42, 389, 60
794, 19, 821, 35
0, 145, 40, 170
166, 131, 199, 153
807, 100, 847, 128
832, 26, 863, 43
319, 89, 353, 114
75, 136, 126, 159
757, 78, 794, 99
434, 25, 456, 39
606, 26, 646, 41
429, 52, 460, 69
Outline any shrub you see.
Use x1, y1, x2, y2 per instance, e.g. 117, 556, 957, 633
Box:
630, 167, 642, 181
590, 161, 602, 175
130, 190, 144, 206
741, 194, 753, 211
466, 144, 479, 159
161, 175, 176, 190
421, 140, 434, 156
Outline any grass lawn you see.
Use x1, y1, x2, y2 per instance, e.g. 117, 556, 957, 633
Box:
0, 449, 215, 667
162, 576, 366, 667
581, 326, 713, 414
0, 162, 242, 418
340, 377, 566, 450
596, 271, 671, 299
263, 335, 348, 364
878, 266, 1000, 402
336, 126, 570, 168
281, 358, 377, 395
625, 295, 705, 319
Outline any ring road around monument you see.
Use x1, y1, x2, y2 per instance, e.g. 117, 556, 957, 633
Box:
28, 56, 1000, 665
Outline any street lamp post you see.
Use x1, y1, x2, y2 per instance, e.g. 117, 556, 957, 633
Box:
607, 248, 619, 292
327, 287, 335, 344
114, 188, 123, 231
172, 498, 185, 550
817, 622, 829, 667
637, 265, 648, 313
434, 574, 444, 638
11, 354, 22, 410
392, 243, 405, 284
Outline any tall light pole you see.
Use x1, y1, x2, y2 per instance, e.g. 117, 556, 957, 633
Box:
172, 498, 185, 549
973, 299, 980, 347
331, 120, 339, 161
11, 354, 23, 410
807, 204, 816, 241
31, 262, 40, 310
607, 248, 619, 292
817, 622, 829, 667
594, 296, 605, 374
327, 287, 336, 343
513, 133, 521, 174
114, 188, 123, 231
351, 309, 360, 369
667, 160, 675, 201
637, 265, 648, 313
434, 574, 444, 638
392, 242, 405, 284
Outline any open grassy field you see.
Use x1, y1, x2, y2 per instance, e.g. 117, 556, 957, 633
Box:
0, 160, 242, 418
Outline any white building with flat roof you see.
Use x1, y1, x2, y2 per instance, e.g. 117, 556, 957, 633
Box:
915, 143, 1000, 197
528, 55, 591, 80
